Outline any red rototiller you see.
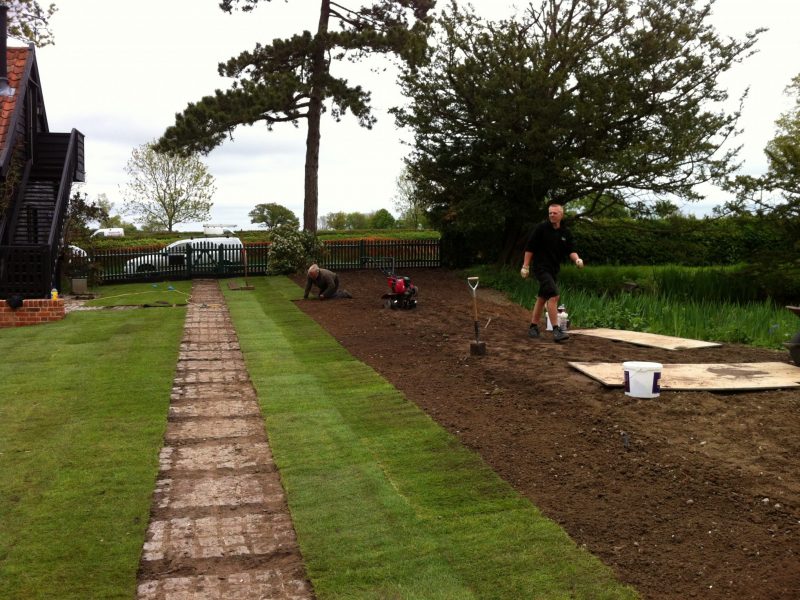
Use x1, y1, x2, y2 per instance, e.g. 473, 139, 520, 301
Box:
377, 258, 418, 310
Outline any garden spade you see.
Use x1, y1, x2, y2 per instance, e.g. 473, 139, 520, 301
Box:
467, 277, 487, 356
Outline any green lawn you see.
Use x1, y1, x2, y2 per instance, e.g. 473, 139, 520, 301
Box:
225, 277, 637, 599
0, 307, 185, 599
0, 277, 636, 599
83, 280, 192, 307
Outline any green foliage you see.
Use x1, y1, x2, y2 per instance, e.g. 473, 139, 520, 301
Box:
369, 208, 396, 229
0, 141, 24, 217
0, 308, 184, 599
70, 229, 440, 252
156, 1, 435, 232
724, 73, 800, 219
393, 1, 762, 260
266, 226, 324, 275
393, 165, 430, 228
345, 211, 369, 230
248, 202, 300, 230
566, 195, 630, 219
761, 74, 800, 218
64, 190, 110, 242
317, 228, 440, 241
473, 265, 797, 349
121, 142, 215, 232
570, 215, 792, 269
320, 210, 398, 230
225, 277, 636, 599
5, 1, 57, 46
95, 193, 138, 234
486, 261, 792, 305
320, 211, 347, 230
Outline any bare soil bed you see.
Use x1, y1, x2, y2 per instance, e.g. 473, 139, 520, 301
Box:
293, 268, 800, 600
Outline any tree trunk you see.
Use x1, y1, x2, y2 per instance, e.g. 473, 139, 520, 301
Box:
498, 216, 527, 265
303, 0, 331, 233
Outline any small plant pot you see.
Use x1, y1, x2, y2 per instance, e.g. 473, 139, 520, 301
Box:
71, 277, 88, 295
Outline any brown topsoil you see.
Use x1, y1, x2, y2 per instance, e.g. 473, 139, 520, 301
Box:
293, 268, 800, 600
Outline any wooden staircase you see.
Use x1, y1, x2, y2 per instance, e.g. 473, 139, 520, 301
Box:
0, 130, 84, 298
10, 180, 57, 244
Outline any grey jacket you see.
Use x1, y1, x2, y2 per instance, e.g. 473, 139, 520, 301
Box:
304, 268, 339, 299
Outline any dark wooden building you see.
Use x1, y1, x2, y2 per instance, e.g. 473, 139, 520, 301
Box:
0, 9, 84, 299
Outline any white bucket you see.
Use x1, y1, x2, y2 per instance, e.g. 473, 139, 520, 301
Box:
623, 361, 663, 398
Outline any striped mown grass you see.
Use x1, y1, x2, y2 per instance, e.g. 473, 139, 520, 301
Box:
225, 277, 637, 599
0, 307, 185, 599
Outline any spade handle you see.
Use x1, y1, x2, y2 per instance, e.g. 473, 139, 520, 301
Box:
467, 277, 479, 321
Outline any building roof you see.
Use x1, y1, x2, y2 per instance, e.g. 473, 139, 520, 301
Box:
0, 46, 32, 154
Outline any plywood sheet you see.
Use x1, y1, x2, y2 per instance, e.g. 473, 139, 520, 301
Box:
570, 328, 721, 350
569, 361, 800, 391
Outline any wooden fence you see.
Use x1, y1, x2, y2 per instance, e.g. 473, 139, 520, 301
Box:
70, 239, 440, 285
320, 239, 440, 271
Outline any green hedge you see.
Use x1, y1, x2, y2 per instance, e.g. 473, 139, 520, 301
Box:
567, 216, 800, 303
571, 215, 793, 266
72, 229, 440, 250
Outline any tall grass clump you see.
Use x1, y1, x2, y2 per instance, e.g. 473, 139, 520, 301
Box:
474, 265, 796, 349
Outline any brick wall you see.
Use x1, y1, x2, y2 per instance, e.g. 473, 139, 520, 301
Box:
0, 299, 65, 328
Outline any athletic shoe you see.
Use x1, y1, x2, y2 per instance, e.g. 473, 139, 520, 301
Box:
553, 325, 569, 342
528, 323, 540, 338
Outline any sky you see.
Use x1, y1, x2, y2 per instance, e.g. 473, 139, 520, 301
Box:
27, 0, 800, 231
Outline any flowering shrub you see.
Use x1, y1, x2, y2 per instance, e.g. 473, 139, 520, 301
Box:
266, 226, 325, 275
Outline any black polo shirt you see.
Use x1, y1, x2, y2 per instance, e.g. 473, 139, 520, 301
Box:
525, 221, 575, 274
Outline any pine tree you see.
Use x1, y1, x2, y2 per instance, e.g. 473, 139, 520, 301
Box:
156, 0, 435, 232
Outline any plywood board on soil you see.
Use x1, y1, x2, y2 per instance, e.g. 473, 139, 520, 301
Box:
569, 361, 800, 391
570, 328, 721, 350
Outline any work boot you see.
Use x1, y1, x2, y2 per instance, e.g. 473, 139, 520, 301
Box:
528, 323, 540, 338
553, 325, 569, 342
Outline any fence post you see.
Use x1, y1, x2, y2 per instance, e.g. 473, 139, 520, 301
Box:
186, 244, 193, 278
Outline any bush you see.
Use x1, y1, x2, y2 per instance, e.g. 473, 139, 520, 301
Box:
571, 215, 790, 266
266, 227, 325, 275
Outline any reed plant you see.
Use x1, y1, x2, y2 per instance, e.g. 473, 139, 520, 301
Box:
474, 265, 796, 349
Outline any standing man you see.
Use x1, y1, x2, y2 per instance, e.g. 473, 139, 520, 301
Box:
520, 203, 584, 342
303, 264, 352, 300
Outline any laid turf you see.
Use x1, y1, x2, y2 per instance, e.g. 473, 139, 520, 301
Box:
225, 277, 637, 599
83, 280, 192, 307
0, 307, 185, 599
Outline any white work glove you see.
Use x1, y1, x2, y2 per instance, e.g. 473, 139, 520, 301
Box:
575, 258, 584, 269
520, 265, 530, 278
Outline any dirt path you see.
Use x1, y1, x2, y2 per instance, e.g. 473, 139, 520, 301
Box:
136, 280, 313, 599
294, 268, 800, 600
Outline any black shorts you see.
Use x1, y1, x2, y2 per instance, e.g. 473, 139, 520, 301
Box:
534, 269, 559, 299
